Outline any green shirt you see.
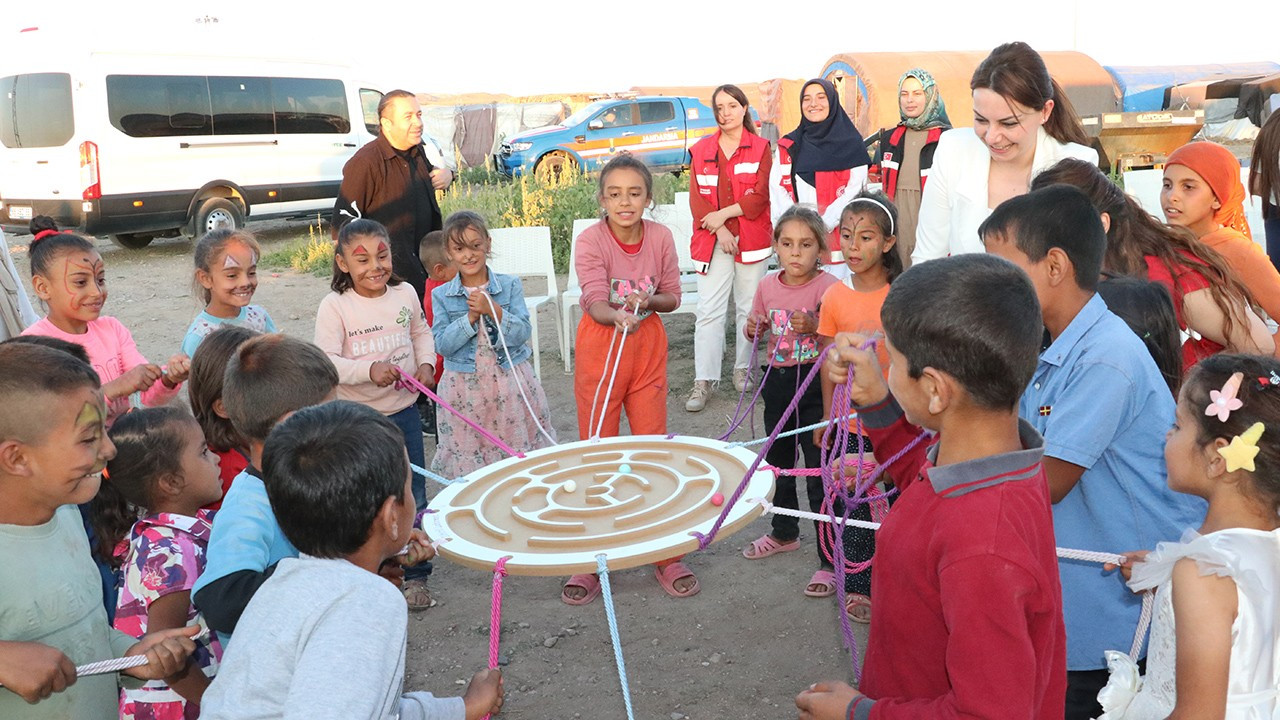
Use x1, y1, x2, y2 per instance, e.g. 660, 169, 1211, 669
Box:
0, 505, 137, 720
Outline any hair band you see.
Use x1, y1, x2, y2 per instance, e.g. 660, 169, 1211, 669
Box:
844, 198, 895, 236
31, 229, 58, 244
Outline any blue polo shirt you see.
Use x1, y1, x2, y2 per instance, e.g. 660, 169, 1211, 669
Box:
1020, 294, 1204, 671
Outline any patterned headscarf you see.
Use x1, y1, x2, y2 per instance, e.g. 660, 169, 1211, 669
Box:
898, 68, 951, 131
1166, 141, 1252, 239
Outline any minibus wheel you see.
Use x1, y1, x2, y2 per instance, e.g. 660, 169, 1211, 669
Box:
192, 197, 244, 236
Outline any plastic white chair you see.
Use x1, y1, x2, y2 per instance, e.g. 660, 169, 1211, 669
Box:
560, 219, 598, 373
1122, 168, 1165, 219
488, 226, 560, 380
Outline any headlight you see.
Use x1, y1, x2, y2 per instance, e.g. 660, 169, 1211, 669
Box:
509, 142, 533, 152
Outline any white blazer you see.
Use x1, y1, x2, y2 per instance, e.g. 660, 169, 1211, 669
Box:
912, 126, 1099, 263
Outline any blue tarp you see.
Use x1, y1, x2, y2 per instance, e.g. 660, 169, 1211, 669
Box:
1105, 63, 1280, 111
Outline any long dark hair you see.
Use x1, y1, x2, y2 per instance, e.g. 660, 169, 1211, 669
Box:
91, 407, 199, 566
331, 218, 403, 293
971, 42, 1089, 147
1032, 158, 1256, 342
188, 325, 257, 454
1249, 111, 1280, 220
1097, 275, 1183, 395
711, 84, 756, 136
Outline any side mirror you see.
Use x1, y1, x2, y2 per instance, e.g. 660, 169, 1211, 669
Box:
588, 119, 604, 130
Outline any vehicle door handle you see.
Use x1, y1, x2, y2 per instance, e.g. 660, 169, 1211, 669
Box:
665, 126, 678, 131
620, 132, 634, 137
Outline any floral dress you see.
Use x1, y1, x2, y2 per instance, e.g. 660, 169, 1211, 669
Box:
113, 511, 222, 720
431, 323, 555, 479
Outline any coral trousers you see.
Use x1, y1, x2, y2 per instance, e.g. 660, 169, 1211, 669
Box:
574, 313, 668, 439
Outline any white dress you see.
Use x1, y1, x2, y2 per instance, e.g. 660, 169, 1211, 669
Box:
1096, 528, 1280, 719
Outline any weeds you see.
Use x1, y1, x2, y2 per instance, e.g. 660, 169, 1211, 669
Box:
261, 215, 333, 276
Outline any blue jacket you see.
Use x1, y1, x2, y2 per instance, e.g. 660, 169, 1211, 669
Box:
431, 268, 532, 372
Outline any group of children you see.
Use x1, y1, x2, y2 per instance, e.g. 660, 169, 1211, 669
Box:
1, 136, 1278, 720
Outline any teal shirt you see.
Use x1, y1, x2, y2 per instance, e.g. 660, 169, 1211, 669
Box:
0, 505, 138, 720
181, 305, 277, 357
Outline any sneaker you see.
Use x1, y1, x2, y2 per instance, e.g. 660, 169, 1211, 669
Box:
417, 399, 437, 436
733, 368, 753, 393
685, 380, 712, 412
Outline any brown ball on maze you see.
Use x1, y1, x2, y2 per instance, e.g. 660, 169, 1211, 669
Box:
425, 436, 776, 575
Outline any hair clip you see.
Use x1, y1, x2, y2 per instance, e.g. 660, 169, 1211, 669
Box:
1218, 422, 1265, 473
1257, 371, 1280, 390
100, 467, 110, 480
1205, 372, 1244, 422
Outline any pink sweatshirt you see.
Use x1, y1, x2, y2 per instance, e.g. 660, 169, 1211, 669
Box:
576, 220, 682, 319
313, 283, 435, 415
22, 315, 180, 422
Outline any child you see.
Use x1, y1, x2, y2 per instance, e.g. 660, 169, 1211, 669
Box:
431, 211, 555, 480
417, 229, 455, 434
981, 185, 1205, 720
794, 253, 1065, 719
0, 342, 199, 720
191, 334, 340, 636
809, 192, 904, 621
565, 152, 694, 604
1162, 142, 1280, 338
1094, 354, 1280, 719
1095, 276, 1183, 395
181, 229, 276, 357
21, 217, 188, 424
95, 407, 225, 719
313, 218, 435, 489
187, 325, 259, 510
738, 206, 839, 592
199, 401, 502, 720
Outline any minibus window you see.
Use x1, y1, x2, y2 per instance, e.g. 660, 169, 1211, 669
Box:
209, 76, 274, 135
0, 73, 74, 148
107, 75, 212, 138
273, 78, 350, 134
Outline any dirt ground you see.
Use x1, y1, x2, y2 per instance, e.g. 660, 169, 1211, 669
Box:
5, 223, 867, 720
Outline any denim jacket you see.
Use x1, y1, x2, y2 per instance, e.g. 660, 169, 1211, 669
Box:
431, 268, 532, 372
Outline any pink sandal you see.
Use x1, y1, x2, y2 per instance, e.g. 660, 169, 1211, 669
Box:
742, 534, 801, 560
845, 593, 872, 624
804, 569, 837, 598
654, 561, 701, 598
561, 573, 602, 606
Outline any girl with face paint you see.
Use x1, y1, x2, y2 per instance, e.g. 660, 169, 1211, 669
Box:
182, 229, 277, 357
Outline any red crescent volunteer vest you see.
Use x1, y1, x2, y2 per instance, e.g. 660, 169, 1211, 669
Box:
689, 132, 774, 271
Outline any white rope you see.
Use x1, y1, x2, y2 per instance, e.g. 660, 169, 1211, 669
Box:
590, 299, 639, 442
73, 656, 149, 678
751, 497, 1156, 660
479, 291, 557, 447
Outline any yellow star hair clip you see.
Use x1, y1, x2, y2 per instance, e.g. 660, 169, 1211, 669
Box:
1218, 422, 1265, 473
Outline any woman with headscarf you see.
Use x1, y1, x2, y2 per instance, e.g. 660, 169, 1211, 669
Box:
769, 78, 872, 273
871, 69, 951, 266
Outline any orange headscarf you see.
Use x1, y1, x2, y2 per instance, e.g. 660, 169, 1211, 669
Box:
1165, 141, 1252, 239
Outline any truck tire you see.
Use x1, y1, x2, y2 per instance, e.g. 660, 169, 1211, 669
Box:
191, 197, 244, 237
110, 233, 154, 249
534, 150, 577, 183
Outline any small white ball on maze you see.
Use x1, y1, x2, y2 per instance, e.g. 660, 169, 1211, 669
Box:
425, 436, 776, 575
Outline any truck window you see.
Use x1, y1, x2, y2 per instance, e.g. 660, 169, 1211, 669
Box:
209, 77, 274, 135
360, 88, 383, 136
273, 78, 350, 134
107, 75, 212, 138
638, 101, 675, 125
596, 104, 634, 129
0, 73, 75, 148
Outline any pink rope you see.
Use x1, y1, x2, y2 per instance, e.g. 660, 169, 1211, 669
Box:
481, 556, 510, 720
395, 372, 524, 458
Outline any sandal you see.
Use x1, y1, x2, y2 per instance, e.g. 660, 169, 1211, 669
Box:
402, 579, 437, 611
561, 573, 602, 606
654, 561, 701, 598
845, 593, 872, 624
804, 569, 837, 598
742, 534, 801, 560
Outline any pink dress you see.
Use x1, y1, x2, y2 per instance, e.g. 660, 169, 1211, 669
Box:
113, 511, 222, 720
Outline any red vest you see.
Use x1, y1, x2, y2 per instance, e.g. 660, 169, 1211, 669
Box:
689, 132, 773, 269
879, 125, 944, 198
776, 138, 850, 265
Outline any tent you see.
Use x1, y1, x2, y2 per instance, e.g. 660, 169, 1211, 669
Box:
1105, 63, 1280, 112
416, 95, 570, 168
1237, 72, 1280, 126
816, 50, 1119, 140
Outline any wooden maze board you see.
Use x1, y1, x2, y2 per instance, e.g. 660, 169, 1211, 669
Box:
425, 435, 775, 575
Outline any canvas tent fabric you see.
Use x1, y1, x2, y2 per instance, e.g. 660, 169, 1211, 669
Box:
1237, 73, 1280, 126
415, 98, 569, 168
1105, 63, 1280, 112
817, 51, 1119, 140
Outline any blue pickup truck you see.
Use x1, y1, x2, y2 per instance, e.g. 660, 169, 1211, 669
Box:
495, 96, 725, 178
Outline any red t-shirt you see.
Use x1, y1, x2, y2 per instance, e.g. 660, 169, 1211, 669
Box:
422, 277, 447, 385
1143, 252, 1223, 371
205, 446, 249, 511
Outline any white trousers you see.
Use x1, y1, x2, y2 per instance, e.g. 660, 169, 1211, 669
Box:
693, 248, 769, 381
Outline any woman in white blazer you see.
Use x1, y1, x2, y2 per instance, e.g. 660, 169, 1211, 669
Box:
913, 42, 1099, 263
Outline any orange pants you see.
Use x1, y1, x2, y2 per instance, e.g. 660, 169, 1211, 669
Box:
574, 312, 668, 440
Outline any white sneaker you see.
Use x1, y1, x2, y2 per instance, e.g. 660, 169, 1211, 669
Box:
685, 380, 712, 412
733, 368, 753, 393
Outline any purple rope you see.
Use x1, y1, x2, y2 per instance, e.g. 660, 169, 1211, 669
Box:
717, 316, 778, 442
395, 372, 525, 458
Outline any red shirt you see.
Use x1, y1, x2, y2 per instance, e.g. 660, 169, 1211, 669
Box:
205, 446, 249, 511
851, 396, 1067, 720
1143, 252, 1223, 372
422, 277, 447, 385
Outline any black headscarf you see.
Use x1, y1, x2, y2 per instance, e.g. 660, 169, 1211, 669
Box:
783, 78, 871, 189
